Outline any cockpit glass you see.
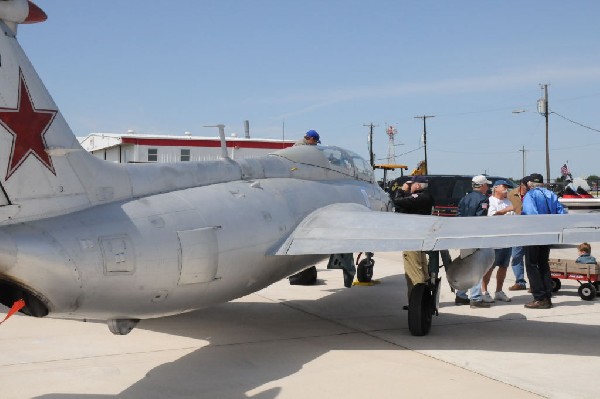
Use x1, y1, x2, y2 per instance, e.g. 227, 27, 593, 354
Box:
320, 147, 353, 170
317, 146, 374, 181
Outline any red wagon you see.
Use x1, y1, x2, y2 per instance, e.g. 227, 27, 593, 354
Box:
549, 259, 600, 300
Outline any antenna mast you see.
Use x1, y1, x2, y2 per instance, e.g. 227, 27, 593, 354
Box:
386, 125, 397, 164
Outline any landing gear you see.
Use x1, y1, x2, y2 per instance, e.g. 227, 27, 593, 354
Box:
408, 283, 434, 336
407, 251, 448, 336
289, 266, 318, 285
407, 276, 441, 336
356, 252, 375, 283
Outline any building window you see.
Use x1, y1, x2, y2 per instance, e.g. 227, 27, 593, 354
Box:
148, 148, 158, 162
180, 149, 191, 162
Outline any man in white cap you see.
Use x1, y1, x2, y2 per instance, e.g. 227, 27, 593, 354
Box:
481, 179, 515, 303
454, 175, 492, 308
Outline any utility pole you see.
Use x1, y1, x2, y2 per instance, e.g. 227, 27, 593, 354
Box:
538, 84, 550, 183
414, 115, 435, 174
364, 123, 378, 168
519, 145, 527, 178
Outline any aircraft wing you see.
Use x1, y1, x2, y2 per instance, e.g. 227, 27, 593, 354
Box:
275, 203, 600, 255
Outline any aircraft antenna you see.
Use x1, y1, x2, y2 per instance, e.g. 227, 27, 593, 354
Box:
386, 125, 397, 165
203, 124, 229, 159
363, 123, 378, 168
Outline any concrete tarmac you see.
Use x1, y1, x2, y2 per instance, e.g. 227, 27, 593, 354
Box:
0, 247, 598, 398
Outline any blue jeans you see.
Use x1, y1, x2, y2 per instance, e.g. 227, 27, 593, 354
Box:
456, 278, 483, 301
511, 246, 527, 287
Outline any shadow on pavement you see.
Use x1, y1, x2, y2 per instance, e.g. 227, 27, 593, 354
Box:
33, 273, 600, 398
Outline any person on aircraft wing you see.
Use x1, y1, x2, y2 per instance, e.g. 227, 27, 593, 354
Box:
481, 180, 515, 304
294, 129, 321, 146
455, 175, 492, 309
521, 173, 566, 309
393, 176, 433, 310
507, 177, 529, 292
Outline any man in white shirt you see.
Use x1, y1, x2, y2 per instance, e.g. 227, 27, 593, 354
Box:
481, 180, 515, 303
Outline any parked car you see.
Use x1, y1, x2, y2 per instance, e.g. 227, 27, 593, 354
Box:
388, 175, 516, 216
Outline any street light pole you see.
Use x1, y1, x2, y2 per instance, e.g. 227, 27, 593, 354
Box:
538, 84, 550, 183
414, 115, 434, 174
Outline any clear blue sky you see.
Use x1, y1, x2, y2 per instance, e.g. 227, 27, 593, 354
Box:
20, 1, 600, 180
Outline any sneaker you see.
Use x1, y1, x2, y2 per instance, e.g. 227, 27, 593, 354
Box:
470, 300, 491, 308
455, 296, 470, 306
524, 299, 551, 309
508, 283, 526, 291
494, 291, 511, 302
482, 291, 495, 303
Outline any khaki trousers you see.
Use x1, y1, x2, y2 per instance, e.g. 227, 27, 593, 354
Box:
403, 251, 429, 300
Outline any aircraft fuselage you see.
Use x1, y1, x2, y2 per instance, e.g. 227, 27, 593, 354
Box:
0, 146, 390, 321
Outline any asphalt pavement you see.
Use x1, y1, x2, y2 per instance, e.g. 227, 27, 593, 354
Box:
0, 246, 598, 398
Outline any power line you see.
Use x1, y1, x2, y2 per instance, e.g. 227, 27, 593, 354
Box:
376, 146, 423, 161
551, 111, 600, 133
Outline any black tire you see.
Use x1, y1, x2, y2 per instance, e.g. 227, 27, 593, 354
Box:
578, 283, 597, 301
288, 266, 317, 285
357, 258, 374, 283
552, 278, 562, 292
593, 281, 600, 295
408, 283, 433, 336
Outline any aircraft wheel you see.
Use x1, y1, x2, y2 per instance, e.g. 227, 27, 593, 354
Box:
551, 278, 561, 292
357, 258, 374, 283
593, 281, 600, 295
289, 266, 317, 285
408, 283, 433, 336
578, 283, 597, 301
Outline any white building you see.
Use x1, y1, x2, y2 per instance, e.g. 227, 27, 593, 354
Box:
79, 133, 295, 163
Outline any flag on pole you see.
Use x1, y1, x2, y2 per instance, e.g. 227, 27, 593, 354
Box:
560, 163, 573, 181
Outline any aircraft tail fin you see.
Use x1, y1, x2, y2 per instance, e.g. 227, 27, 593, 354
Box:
0, 1, 132, 223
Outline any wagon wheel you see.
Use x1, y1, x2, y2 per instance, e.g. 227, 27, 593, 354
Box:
551, 278, 561, 292
593, 281, 600, 295
578, 283, 597, 301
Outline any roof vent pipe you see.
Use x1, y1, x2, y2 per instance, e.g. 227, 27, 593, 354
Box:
244, 120, 250, 139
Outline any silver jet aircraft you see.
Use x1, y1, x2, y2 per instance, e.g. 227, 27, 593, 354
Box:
0, 0, 599, 336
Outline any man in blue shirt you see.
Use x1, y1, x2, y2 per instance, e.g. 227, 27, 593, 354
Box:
521, 173, 566, 309
455, 175, 491, 308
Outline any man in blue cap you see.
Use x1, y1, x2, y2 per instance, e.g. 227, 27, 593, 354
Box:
522, 173, 566, 309
295, 129, 321, 146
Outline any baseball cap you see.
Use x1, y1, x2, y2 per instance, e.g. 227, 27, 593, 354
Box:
493, 179, 509, 187
529, 173, 544, 183
472, 175, 492, 186
305, 130, 321, 143
407, 176, 428, 183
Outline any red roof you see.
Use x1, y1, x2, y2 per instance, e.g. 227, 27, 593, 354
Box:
120, 136, 294, 150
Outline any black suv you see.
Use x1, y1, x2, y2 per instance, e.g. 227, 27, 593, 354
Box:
388, 175, 516, 216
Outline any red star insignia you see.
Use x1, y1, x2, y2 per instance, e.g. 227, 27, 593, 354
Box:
0, 68, 57, 180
